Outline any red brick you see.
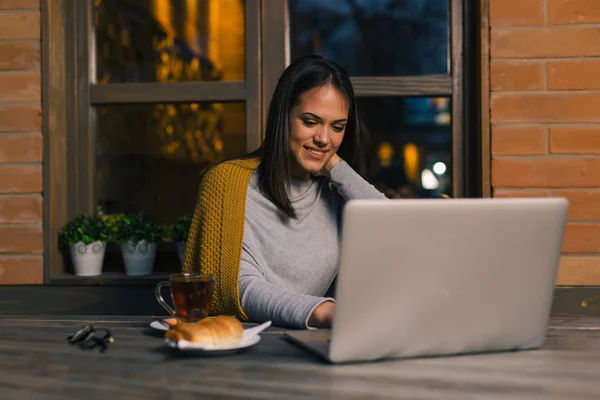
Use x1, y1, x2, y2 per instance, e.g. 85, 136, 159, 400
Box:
548, 0, 600, 25
490, 0, 545, 26
555, 256, 600, 286
491, 93, 600, 123
0, 13, 39, 40
491, 28, 600, 58
550, 127, 600, 154
493, 189, 550, 198
0, 134, 42, 162
552, 190, 600, 221
0, 256, 42, 284
0, 225, 42, 253
0, 195, 42, 223
492, 125, 547, 155
0, 42, 39, 71
0, 0, 39, 9
491, 61, 545, 91
0, 105, 41, 132
548, 60, 600, 90
562, 224, 600, 253
0, 165, 42, 193
492, 158, 600, 188
0, 73, 40, 102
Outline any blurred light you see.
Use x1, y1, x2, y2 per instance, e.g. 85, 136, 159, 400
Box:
433, 162, 447, 175
432, 97, 450, 109
377, 142, 394, 167
421, 169, 439, 190
403, 143, 419, 183
435, 112, 451, 125
185, 0, 198, 51
152, 0, 174, 38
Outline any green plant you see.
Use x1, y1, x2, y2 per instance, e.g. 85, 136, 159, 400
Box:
111, 213, 163, 244
166, 216, 192, 242
59, 214, 111, 246
101, 212, 125, 238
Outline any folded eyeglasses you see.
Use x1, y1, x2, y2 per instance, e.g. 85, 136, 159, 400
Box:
67, 324, 114, 352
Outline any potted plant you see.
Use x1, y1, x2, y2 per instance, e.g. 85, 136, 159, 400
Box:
113, 213, 163, 276
59, 214, 111, 276
166, 215, 192, 265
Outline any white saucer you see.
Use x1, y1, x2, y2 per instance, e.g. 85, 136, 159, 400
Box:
159, 320, 272, 353
166, 333, 261, 352
150, 318, 176, 331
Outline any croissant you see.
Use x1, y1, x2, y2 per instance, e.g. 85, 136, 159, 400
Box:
165, 315, 244, 346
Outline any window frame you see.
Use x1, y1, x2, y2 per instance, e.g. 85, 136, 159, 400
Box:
44, 0, 262, 284
33, 0, 483, 313
263, 0, 481, 201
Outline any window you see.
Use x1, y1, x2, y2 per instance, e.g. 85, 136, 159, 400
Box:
289, 0, 449, 76
95, 0, 246, 83
45, 0, 260, 282
283, 0, 478, 199
43, 0, 479, 295
356, 96, 452, 198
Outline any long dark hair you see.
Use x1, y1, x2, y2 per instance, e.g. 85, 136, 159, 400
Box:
256, 54, 365, 219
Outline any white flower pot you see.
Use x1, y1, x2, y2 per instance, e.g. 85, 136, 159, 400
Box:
176, 240, 186, 266
69, 241, 106, 276
121, 240, 156, 276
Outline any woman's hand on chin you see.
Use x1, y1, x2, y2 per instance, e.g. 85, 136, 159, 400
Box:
313, 154, 342, 178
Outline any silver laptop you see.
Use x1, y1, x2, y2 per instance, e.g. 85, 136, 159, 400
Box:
285, 198, 569, 363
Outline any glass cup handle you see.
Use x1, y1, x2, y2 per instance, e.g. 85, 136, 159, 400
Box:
155, 281, 176, 317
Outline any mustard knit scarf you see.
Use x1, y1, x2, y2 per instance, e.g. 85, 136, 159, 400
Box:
182, 157, 260, 321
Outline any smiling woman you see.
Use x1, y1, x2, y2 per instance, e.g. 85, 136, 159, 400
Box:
183, 55, 388, 329
288, 85, 348, 181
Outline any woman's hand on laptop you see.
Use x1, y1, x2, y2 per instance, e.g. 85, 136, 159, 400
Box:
308, 301, 336, 329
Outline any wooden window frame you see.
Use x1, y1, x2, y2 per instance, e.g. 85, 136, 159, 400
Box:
264, 0, 482, 200
44, 0, 262, 286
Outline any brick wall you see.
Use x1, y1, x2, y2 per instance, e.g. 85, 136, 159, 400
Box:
0, 0, 43, 284
489, 0, 600, 285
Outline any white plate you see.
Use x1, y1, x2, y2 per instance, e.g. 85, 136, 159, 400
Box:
166, 333, 262, 352
162, 320, 272, 353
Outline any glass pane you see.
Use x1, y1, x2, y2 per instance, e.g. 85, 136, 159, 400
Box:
289, 0, 449, 76
95, 102, 245, 272
94, 0, 245, 83
358, 97, 452, 198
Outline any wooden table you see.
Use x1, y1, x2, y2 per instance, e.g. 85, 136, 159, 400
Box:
1, 316, 600, 399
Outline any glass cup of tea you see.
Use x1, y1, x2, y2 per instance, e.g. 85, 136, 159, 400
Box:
154, 273, 216, 323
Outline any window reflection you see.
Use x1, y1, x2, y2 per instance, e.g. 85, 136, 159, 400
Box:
94, 0, 245, 83
94, 101, 244, 274
359, 97, 452, 198
289, 0, 449, 76
95, 102, 246, 224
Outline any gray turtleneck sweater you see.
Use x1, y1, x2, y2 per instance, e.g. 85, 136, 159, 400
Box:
239, 161, 388, 329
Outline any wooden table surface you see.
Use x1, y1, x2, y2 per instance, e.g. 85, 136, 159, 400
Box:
1, 315, 600, 399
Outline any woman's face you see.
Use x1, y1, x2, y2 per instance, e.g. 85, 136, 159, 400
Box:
288, 84, 349, 180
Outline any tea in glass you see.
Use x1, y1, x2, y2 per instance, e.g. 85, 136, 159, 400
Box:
155, 273, 215, 323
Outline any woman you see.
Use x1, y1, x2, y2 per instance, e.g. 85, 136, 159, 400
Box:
183, 55, 387, 329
